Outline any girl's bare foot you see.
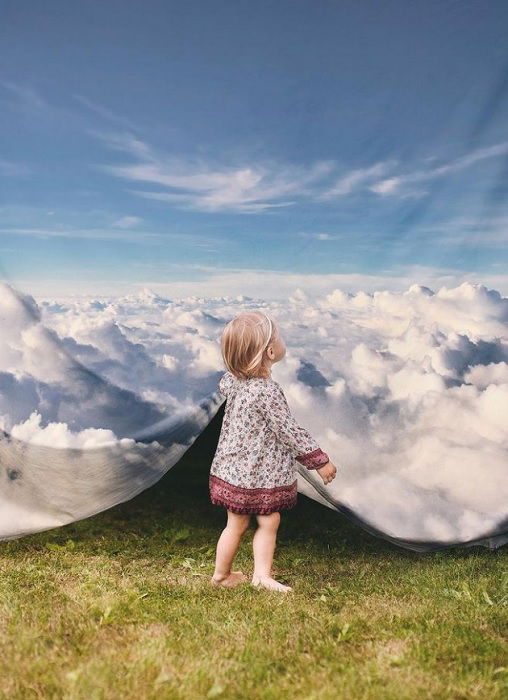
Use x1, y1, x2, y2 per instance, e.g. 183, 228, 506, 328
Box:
251, 575, 293, 592
210, 570, 248, 587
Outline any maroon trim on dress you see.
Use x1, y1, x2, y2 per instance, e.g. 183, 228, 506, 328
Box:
295, 447, 329, 470
209, 474, 297, 515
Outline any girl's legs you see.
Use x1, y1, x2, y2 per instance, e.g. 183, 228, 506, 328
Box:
252, 512, 293, 592
210, 509, 251, 587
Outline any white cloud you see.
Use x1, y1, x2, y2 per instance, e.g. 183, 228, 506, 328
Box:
369, 140, 508, 196
112, 215, 143, 228
319, 160, 397, 198
89, 131, 336, 213
8, 411, 134, 448
369, 176, 401, 195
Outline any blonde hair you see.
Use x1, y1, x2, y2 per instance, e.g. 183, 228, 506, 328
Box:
220, 311, 277, 380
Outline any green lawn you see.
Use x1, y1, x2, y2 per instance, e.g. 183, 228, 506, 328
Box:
1, 411, 507, 699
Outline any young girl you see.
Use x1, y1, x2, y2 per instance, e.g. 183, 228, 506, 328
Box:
209, 310, 337, 593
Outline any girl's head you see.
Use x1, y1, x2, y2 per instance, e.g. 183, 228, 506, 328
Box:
220, 311, 286, 380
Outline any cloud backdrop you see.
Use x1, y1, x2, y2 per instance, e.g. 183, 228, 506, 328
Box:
0, 280, 506, 549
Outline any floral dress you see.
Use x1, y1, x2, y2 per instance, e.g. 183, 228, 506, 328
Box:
209, 371, 330, 515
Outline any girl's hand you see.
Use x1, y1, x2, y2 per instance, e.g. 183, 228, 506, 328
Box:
316, 461, 337, 485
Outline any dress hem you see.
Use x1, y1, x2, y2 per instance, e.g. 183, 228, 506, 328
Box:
209, 496, 297, 515
209, 474, 297, 515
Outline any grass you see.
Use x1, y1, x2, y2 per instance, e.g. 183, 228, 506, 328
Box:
0, 408, 507, 699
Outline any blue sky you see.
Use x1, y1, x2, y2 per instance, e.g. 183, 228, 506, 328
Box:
1, 0, 508, 297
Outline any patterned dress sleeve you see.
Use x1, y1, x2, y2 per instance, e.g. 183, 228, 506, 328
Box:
218, 371, 235, 397
255, 382, 330, 470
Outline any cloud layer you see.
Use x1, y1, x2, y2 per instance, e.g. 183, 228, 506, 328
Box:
0, 279, 506, 548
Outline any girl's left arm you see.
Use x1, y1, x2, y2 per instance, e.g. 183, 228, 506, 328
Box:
255, 382, 330, 470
